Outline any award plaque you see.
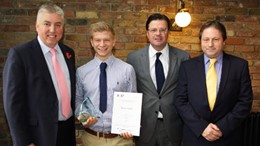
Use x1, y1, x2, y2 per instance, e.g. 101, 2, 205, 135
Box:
79, 96, 102, 122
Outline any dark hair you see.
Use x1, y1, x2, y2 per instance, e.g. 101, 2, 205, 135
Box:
145, 13, 171, 30
199, 20, 227, 41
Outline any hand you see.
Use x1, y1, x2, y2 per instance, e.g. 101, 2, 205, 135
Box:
78, 115, 98, 127
120, 132, 133, 139
202, 123, 223, 142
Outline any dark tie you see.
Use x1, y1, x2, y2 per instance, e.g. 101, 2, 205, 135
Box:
155, 52, 165, 94
99, 62, 107, 113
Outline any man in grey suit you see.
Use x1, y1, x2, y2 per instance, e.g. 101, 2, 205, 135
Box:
127, 13, 189, 146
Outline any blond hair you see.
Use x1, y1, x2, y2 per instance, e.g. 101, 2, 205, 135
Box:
89, 22, 115, 38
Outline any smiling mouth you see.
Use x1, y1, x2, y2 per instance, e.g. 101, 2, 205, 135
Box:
48, 35, 56, 38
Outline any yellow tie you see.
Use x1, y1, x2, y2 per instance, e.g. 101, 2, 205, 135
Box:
206, 58, 217, 111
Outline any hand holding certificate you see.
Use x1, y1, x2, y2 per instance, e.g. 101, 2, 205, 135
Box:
111, 92, 143, 136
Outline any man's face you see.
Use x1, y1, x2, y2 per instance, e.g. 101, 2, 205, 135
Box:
90, 31, 115, 61
201, 27, 225, 58
36, 12, 64, 48
146, 20, 168, 51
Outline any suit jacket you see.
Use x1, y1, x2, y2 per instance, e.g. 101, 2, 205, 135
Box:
127, 45, 189, 145
174, 53, 253, 146
3, 38, 76, 146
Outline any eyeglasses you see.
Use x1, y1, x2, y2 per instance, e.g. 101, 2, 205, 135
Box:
148, 28, 168, 34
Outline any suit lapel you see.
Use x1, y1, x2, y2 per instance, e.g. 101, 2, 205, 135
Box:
31, 39, 55, 87
197, 55, 210, 105
140, 47, 158, 94
161, 47, 177, 94
215, 53, 230, 106
59, 43, 76, 109
59, 43, 74, 77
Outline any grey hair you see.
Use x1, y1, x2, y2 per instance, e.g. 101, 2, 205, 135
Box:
36, 3, 64, 22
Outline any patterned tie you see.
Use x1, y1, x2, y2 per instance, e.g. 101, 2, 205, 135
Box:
155, 52, 165, 94
206, 58, 217, 111
99, 62, 107, 113
50, 48, 70, 118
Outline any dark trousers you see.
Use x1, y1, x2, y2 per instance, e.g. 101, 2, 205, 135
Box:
56, 117, 76, 146
136, 119, 178, 146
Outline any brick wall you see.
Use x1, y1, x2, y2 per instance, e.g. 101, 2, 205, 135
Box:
0, 0, 259, 145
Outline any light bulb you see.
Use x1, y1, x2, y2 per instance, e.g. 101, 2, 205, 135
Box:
175, 11, 191, 27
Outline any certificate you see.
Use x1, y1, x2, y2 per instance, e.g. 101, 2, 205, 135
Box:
111, 92, 143, 136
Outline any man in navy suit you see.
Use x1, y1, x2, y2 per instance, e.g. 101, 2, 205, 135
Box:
174, 20, 253, 146
3, 3, 76, 146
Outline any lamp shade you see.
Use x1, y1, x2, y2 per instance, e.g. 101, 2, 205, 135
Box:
175, 11, 191, 27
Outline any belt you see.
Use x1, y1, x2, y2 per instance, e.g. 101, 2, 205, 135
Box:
85, 128, 118, 138
157, 118, 163, 121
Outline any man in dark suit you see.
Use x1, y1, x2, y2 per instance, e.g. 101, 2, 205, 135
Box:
3, 3, 76, 146
127, 13, 189, 146
174, 20, 253, 146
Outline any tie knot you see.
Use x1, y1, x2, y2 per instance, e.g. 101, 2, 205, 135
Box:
50, 48, 56, 55
210, 58, 217, 65
156, 52, 162, 59
100, 62, 107, 70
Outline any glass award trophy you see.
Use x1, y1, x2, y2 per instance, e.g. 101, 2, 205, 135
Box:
78, 96, 102, 122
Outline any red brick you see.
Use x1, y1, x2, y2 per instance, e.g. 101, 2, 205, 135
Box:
15, 17, 35, 24
125, 43, 146, 50
111, 4, 134, 12
134, 36, 147, 43
246, 38, 260, 45
78, 42, 91, 49
113, 20, 135, 27
4, 25, 29, 32
223, 45, 235, 52
234, 45, 255, 52
236, 15, 258, 22
225, 38, 245, 45
253, 74, 260, 80
217, 1, 238, 7
226, 8, 247, 15
236, 31, 257, 37
159, 6, 178, 13
125, 28, 146, 35
116, 35, 134, 43
115, 42, 125, 50
148, 0, 170, 5
252, 80, 260, 87
250, 66, 260, 74
66, 34, 87, 41
64, 10, 75, 18
75, 26, 89, 34
204, 8, 225, 14
0, 0, 12, 8
194, 1, 217, 6
123, 12, 147, 20
135, 5, 157, 13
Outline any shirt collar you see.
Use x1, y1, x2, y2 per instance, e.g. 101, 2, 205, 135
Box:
37, 36, 61, 55
204, 52, 223, 65
149, 43, 169, 58
94, 55, 115, 67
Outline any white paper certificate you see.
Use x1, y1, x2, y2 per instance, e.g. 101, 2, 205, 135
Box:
111, 92, 143, 136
